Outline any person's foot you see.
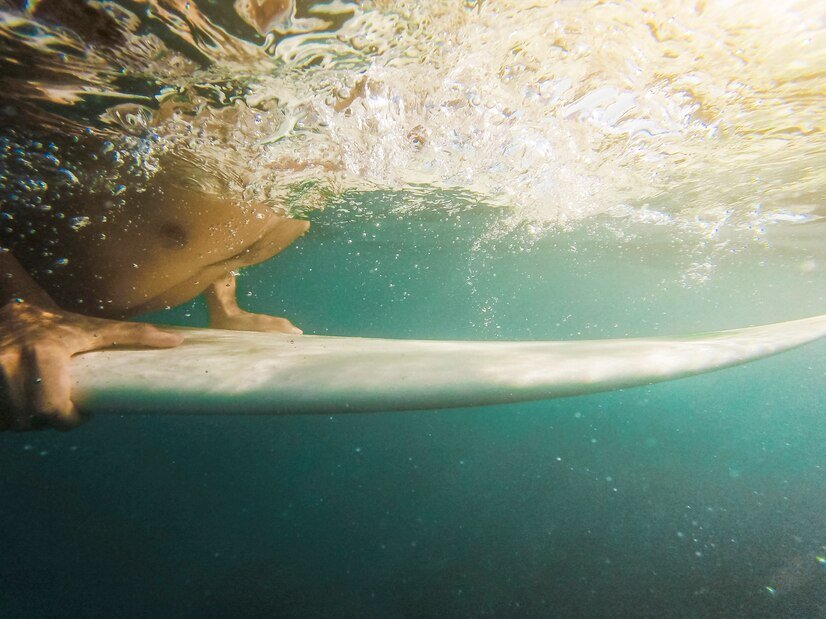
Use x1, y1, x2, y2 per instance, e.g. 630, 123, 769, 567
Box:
210, 310, 302, 334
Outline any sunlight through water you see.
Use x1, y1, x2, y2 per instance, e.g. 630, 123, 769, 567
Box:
0, 0, 823, 239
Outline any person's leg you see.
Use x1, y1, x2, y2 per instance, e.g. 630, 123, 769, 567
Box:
122, 217, 311, 321
205, 273, 302, 333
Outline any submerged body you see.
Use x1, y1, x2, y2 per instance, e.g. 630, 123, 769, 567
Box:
8, 158, 309, 321
0, 155, 310, 430
0, 0, 328, 430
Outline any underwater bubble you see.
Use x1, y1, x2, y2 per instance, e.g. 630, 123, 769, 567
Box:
69, 216, 91, 230
799, 259, 816, 273
58, 169, 79, 184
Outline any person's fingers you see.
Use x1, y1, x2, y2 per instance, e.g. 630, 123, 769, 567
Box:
88, 322, 184, 351
22, 342, 81, 430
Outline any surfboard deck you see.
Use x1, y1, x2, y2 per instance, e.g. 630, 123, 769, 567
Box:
65, 314, 826, 415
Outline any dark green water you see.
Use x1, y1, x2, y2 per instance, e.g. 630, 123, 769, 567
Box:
1, 197, 825, 617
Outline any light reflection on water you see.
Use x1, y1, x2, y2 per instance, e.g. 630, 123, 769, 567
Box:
0, 0, 823, 240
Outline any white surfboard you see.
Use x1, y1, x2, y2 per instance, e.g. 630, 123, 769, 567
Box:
68, 314, 826, 415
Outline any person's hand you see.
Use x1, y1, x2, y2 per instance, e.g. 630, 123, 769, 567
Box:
210, 309, 302, 335
0, 301, 183, 431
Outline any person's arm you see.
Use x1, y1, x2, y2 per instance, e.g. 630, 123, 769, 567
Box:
205, 272, 302, 334
0, 250, 183, 431
0, 248, 59, 309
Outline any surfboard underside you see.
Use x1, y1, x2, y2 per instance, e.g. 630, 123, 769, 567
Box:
65, 314, 826, 415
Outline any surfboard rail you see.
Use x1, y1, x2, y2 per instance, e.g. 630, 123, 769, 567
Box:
60, 314, 826, 415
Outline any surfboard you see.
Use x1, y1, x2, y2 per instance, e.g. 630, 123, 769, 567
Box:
64, 314, 826, 415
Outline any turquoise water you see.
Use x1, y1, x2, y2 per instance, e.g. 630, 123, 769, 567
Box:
2, 0, 825, 615
2, 197, 825, 617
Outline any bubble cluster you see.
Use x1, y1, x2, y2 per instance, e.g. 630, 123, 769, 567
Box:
1, 0, 823, 237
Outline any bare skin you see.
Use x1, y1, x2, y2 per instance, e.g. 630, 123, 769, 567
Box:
0, 300, 183, 430
0, 162, 310, 431
0, 0, 319, 430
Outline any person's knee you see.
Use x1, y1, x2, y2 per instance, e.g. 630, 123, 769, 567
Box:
281, 218, 311, 244
294, 219, 311, 235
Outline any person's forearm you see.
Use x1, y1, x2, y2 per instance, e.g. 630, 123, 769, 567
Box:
0, 250, 58, 308
204, 272, 241, 320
